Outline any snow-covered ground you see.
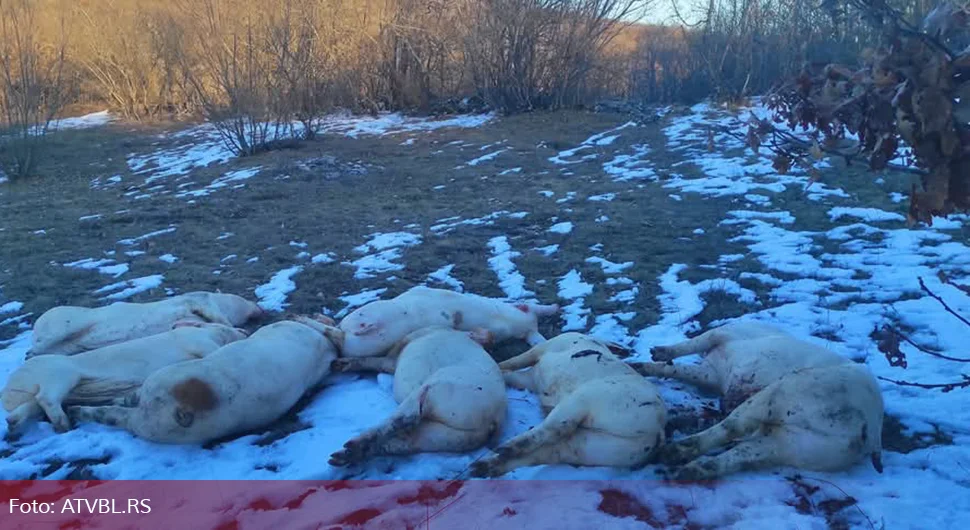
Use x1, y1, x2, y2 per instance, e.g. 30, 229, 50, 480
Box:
1, 103, 968, 528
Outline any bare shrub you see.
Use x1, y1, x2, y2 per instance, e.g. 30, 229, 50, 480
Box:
462, 0, 652, 114
266, 0, 330, 139
0, 0, 71, 180
628, 0, 892, 105
743, 0, 970, 223
179, 0, 293, 156
76, 2, 188, 120
376, 0, 468, 111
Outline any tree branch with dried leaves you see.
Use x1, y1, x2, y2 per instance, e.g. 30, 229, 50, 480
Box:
743, 0, 970, 225
870, 274, 970, 392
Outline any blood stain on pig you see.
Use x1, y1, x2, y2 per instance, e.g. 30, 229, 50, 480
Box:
571, 349, 603, 362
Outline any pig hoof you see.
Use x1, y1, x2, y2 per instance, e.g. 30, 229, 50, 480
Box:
52, 420, 72, 434
329, 435, 376, 467
493, 445, 515, 457
673, 461, 718, 482
330, 359, 352, 372
3, 429, 21, 443
627, 361, 648, 375
328, 449, 355, 467
469, 458, 504, 478
655, 442, 696, 466
650, 346, 674, 362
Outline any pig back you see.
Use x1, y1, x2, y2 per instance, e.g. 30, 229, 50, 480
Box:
391, 330, 494, 403
532, 342, 634, 408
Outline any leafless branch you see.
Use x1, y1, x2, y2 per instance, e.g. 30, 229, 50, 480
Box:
918, 276, 970, 329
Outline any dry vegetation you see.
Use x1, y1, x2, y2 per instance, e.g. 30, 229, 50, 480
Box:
0, 0, 71, 179
0, 0, 961, 221
0, 1, 934, 137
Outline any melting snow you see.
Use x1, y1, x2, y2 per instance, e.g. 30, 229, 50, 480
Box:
255, 266, 303, 311
548, 222, 574, 234
334, 288, 388, 319
118, 227, 177, 246
426, 264, 464, 292
558, 270, 593, 331
63, 258, 129, 278
94, 275, 164, 301
487, 236, 533, 300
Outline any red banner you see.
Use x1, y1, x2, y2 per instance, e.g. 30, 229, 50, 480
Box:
0, 477, 877, 529
0, 479, 738, 529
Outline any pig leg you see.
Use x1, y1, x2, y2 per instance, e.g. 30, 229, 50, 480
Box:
470, 444, 561, 477
330, 356, 397, 374
373, 421, 497, 457
498, 343, 548, 371
649, 329, 729, 362
66, 405, 133, 430
672, 437, 782, 481
328, 387, 427, 466
502, 369, 535, 391
5, 401, 43, 436
293, 316, 345, 350
655, 385, 774, 466
313, 315, 336, 326
525, 331, 547, 346
34, 375, 83, 433
489, 394, 585, 459
527, 303, 560, 317
628, 362, 721, 394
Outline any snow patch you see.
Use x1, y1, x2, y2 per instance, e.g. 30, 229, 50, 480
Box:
255, 266, 303, 312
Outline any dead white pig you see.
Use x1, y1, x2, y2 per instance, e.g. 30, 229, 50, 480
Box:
630, 321, 849, 410
66, 317, 339, 444
656, 362, 885, 481
328, 326, 506, 466
336, 286, 559, 358
471, 333, 666, 477
3, 322, 248, 435
29, 292, 264, 357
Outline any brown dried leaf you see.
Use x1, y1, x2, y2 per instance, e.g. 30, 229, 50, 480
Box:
773, 155, 792, 175
871, 325, 907, 368
747, 127, 761, 154
938, 270, 970, 295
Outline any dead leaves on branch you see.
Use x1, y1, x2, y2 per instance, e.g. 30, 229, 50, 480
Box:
870, 275, 970, 393
756, 1, 970, 224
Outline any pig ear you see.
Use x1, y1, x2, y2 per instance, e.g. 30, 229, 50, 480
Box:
530, 304, 560, 317
605, 342, 632, 358
173, 320, 204, 329
468, 328, 494, 346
